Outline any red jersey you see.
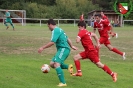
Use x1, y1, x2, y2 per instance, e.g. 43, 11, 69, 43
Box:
94, 19, 109, 37
101, 15, 112, 32
102, 15, 109, 20
77, 29, 95, 51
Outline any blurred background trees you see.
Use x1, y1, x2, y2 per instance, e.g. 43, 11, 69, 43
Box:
0, 0, 132, 19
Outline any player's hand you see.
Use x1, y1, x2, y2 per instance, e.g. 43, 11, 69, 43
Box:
38, 47, 44, 53
71, 46, 78, 50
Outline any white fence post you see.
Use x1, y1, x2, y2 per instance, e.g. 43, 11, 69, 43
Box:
40, 20, 41, 27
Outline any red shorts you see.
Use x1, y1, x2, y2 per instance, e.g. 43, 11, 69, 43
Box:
80, 50, 100, 63
99, 37, 110, 46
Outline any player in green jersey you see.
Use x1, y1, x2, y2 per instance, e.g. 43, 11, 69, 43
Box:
38, 19, 77, 87
4, 10, 15, 30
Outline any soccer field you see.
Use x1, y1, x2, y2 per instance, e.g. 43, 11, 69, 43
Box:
0, 24, 133, 88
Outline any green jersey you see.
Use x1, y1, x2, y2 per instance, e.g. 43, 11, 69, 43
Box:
5, 12, 11, 20
51, 27, 70, 50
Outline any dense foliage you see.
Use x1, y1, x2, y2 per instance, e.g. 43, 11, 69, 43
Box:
0, 0, 132, 19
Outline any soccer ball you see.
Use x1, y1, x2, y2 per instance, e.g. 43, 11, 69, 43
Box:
41, 64, 50, 73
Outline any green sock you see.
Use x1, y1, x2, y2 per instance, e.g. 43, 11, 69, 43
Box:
10, 23, 14, 28
4, 23, 8, 26
60, 63, 68, 69
55, 67, 66, 84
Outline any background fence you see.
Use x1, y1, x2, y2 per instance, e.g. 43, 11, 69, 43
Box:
0, 18, 133, 27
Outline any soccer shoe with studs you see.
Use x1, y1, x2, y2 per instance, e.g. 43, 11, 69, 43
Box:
115, 33, 118, 38
112, 33, 118, 38
6, 26, 9, 30
112, 72, 117, 82
57, 83, 67, 87
68, 64, 73, 76
72, 72, 82, 77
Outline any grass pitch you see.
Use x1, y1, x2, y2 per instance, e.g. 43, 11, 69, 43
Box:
0, 24, 133, 88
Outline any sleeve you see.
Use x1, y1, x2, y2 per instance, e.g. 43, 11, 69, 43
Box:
93, 22, 97, 28
103, 20, 110, 26
103, 15, 108, 19
77, 30, 85, 39
51, 29, 60, 43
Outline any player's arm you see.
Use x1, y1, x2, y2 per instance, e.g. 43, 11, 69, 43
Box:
93, 28, 96, 33
76, 36, 81, 43
67, 38, 77, 50
38, 42, 54, 53
4, 15, 10, 18
91, 32, 101, 48
110, 24, 114, 33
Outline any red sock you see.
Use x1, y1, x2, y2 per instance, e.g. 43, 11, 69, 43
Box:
102, 65, 113, 76
74, 60, 81, 72
112, 48, 123, 56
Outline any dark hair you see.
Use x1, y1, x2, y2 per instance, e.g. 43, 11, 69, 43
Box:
47, 19, 56, 25
77, 21, 86, 28
94, 14, 101, 17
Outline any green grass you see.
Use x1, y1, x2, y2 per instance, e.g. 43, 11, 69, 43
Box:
0, 24, 133, 88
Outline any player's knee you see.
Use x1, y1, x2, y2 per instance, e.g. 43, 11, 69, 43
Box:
106, 45, 113, 51
96, 64, 102, 68
50, 62, 54, 68
96, 62, 104, 68
73, 55, 79, 60
50, 64, 54, 68
53, 62, 60, 68
108, 47, 112, 51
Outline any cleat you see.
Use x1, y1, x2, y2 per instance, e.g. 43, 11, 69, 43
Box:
115, 33, 118, 38
13, 28, 15, 31
68, 64, 73, 76
57, 83, 67, 87
6, 26, 9, 30
122, 52, 126, 60
112, 33, 118, 38
112, 72, 117, 82
72, 72, 82, 77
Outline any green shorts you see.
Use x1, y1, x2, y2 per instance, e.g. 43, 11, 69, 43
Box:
5, 18, 12, 23
51, 48, 70, 64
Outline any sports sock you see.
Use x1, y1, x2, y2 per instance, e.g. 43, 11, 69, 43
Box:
102, 65, 113, 76
74, 60, 81, 72
4, 22, 8, 27
112, 48, 123, 56
55, 67, 66, 84
10, 23, 14, 28
60, 63, 68, 69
